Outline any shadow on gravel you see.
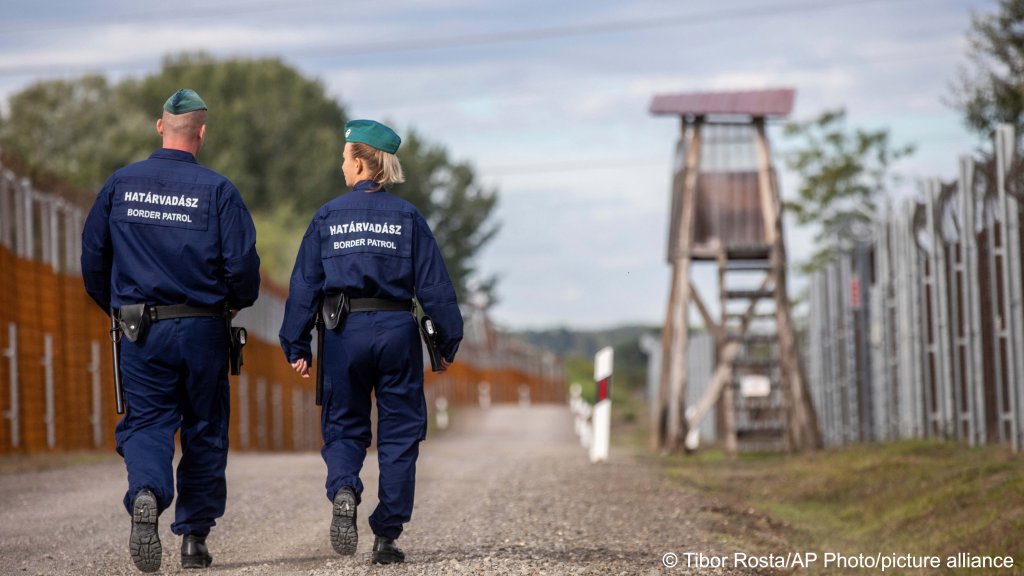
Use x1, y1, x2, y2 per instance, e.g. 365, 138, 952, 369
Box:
414, 545, 650, 564
210, 553, 336, 571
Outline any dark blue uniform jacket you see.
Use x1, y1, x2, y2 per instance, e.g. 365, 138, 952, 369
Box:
81, 148, 260, 312
279, 180, 463, 364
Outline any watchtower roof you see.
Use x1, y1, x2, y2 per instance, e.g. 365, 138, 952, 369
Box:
649, 88, 795, 118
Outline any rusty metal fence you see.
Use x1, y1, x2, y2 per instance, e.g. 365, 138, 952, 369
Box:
807, 125, 1024, 451
0, 160, 564, 455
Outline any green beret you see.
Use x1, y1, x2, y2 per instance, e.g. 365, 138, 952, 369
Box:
345, 119, 401, 154
163, 89, 208, 115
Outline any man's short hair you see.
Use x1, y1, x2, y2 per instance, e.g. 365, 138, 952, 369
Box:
161, 109, 207, 138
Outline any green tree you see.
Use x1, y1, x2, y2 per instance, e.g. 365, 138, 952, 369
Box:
123, 53, 348, 214
950, 0, 1024, 139
0, 74, 151, 189
783, 108, 914, 272
0, 54, 500, 299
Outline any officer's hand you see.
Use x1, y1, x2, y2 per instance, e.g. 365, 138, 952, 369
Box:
439, 357, 451, 372
229, 309, 239, 319
291, 358, 310, 378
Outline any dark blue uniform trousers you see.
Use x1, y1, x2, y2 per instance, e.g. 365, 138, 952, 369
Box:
321, 311, 426, 540
115, 317, 230, 537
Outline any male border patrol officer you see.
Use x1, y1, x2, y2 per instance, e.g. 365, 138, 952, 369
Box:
279, 119, 463, 564
81, 89, 260, 572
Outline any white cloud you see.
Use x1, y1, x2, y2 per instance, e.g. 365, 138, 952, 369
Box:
0, 23, 338, 76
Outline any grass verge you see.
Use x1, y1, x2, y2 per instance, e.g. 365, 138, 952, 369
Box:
663, 440, 1024, 574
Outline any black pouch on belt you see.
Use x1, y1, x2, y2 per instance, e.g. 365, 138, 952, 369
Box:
419, 315, 444, 372
228, 325, 247, 376
118, 304, 150, 343
321, 292, 349, 330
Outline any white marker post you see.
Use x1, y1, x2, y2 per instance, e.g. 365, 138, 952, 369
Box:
590, 346, 613, 463
477, 381, 491, 409
518, 384, 531, 407
435, 396, 449, 431
579, 403, 593, 449
569, 382, 584, 437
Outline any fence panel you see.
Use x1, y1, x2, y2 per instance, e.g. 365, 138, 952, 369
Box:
808, 126, 1024, 451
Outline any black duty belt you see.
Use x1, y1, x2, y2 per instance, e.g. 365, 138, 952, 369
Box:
146, 303, 226, 321
348, 298, 413, 313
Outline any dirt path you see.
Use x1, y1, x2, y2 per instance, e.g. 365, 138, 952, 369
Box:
0, 405, 751, 575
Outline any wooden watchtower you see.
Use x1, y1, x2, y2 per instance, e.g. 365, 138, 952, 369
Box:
649, 88, 820, 455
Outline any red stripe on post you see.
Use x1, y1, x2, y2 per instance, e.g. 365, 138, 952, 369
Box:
597, 378, 610, 402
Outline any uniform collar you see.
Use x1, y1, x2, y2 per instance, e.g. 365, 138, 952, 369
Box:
150, 148, 198, 164
353, 179, 384, 193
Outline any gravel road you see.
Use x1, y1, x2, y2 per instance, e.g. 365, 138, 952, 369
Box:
0, 405, 757, 575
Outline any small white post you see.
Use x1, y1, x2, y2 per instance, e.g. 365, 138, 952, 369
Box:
684, 407, 700, 451
569, 382, 583, 437
579, 402, 593, 449
477, 381, 491, 409
435, 396, 449, 431
517, 384, 531, 407
590, 346, 613, 463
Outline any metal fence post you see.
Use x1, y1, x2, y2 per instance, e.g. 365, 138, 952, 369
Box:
809, 273, 824, 442
272, 383, 283, 450
959, 157, 986, 446
256, 377, 267, 450
0, 169, 13, 249
907, 200, 928, 438
47, 197, 60, 272
43, 333, 55, 449
292, 388, 304, 450
89, 340, 103, 447
840, 250, 859, 444
995, 125, 1022, 451
854, 240, 873, 441
238, 374, 250, 450
307, 391, 317, 450
870, 214, 890, 441
827, 258, 842, 446
3, 323, 18, 448
63, 206, 78, 274
24, 181, 36, 260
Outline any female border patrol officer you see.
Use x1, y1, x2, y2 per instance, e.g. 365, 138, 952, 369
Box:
279, 120, 463, 565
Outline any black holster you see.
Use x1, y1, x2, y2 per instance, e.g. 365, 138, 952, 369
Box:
315, 293, 347, 407
420, 315, 443, 372
118, 304, 150, 343
228, 323, 247, 376
322, 292, 349, 330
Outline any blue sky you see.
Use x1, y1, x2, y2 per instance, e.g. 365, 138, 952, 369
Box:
0, 0, 993, 329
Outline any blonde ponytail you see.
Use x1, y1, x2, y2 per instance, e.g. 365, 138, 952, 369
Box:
350, 142, 405, 188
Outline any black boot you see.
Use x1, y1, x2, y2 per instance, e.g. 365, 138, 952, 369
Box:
330, 487, 358, 555
129, 489, 161, 573
372, 536, 405, 564
181, 534, 213, 569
